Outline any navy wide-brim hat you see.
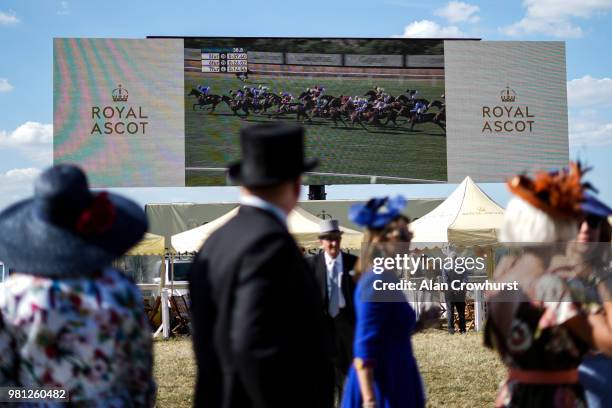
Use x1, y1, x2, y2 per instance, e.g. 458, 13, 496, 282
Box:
228, 123, 318, 187
0, 165, 147, 277
582, 193, 612, 218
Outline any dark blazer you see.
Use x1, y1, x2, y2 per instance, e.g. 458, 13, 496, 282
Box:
306, 251, 357, 378
307, 251, 357, 320
189, 206, 334, 408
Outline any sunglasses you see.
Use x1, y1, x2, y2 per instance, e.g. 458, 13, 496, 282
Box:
385, 226, 413, 241
320, 235, 341, 242
579, 215, 604, 229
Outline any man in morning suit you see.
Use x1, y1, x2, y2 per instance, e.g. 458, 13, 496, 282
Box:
189, 123, 334, 408
307, 220, 358, 397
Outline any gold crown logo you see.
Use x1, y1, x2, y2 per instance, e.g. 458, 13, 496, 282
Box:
500, 85, 516, 103
112, 84, 129, 102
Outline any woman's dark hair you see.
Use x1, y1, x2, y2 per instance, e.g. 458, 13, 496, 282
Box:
600, 219, 611, 244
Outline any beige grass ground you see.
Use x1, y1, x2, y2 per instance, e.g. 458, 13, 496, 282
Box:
153, 329, 506, 407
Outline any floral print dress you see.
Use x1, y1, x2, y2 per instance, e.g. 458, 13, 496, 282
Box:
0, 268, 156, 407
484, 257, 591, 408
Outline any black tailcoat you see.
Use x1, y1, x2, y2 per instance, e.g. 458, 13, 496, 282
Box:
189, 206, 334, 408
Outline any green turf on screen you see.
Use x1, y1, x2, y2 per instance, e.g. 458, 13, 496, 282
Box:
185, 74, 446, 186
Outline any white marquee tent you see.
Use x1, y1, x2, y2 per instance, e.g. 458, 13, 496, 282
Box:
409, 176, 505, 331
410, 176, 505, 248
171, 206, 364, 253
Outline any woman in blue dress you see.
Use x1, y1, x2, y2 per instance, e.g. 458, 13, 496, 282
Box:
342, 196, 439, 408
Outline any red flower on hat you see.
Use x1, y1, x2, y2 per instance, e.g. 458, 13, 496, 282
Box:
45, 345, 58, 359
68, 293, 82, 308
75, 192, 117, 236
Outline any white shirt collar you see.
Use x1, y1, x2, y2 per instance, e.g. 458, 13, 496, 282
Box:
324, 251, 342, 269
239, 195, 288, 226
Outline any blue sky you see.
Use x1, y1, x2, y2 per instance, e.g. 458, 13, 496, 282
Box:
1, 0, 611, 210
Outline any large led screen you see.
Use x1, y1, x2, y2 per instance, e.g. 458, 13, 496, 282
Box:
53, 38, 568, 187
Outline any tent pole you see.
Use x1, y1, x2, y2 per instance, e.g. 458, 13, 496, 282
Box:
487, 247, 495, 279
170, 253, 175, 294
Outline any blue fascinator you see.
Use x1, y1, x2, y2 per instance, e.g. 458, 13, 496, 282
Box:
581, 193, 612, 218
348, 195, 407, 229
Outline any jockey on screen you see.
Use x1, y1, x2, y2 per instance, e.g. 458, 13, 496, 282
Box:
374, 99, 386, 113
315, 97, 327, 110
355, 99, 368, 115
281, 92, 293, 104
234, 89, 245, 100
410, 101, 427, 119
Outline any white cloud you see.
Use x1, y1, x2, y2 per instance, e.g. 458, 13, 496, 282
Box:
567, 75, 612, 146
502, 18, 584, 38
57, 1, 69, 15
502, 0, 612, 38
567, 76, 612, 107
569, 120, 612, 146
520, 0, 612, 20
435, 1, 480, 24
0, 168, 41, 210
0, 122, 52, 146
395, 20, 467, 38
0, 11, 20, 25
0, 122, 53, 164
1, 168, 40, 180
0, 78, 13, 93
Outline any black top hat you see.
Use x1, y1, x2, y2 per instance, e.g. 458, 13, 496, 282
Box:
0, 164, 147, 277
228, 123, 318, 187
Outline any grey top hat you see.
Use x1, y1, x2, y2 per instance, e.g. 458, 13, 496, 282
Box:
318, 219, 343, 238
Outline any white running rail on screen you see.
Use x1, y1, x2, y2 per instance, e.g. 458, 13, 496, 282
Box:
185, 167, 445, 184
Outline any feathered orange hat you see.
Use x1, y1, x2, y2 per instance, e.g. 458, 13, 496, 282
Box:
507, 162, 593, 220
